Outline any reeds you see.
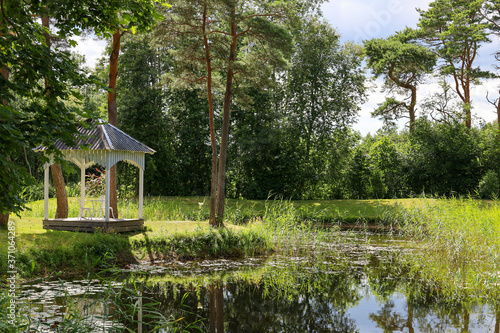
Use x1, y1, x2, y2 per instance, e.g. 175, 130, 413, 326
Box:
399, 197, 500, 304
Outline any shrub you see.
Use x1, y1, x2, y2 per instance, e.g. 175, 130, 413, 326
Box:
477, 170, 499, 199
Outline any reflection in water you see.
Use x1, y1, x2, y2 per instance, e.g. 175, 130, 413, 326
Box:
208, 282, 224, 333
17, 234, 500, 332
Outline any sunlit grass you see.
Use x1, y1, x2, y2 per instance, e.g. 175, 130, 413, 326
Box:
400, 197, 500, 304
19, 196, 427, 223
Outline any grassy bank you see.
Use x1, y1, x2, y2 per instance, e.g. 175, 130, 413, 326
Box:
4, 196, 500, 306
399, 198, 500, 304
18, 196, 418, 224
2, 198, 336, 278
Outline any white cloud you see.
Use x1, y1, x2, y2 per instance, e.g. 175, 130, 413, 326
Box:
71, 36, 107, 69
322, 0, 431, 43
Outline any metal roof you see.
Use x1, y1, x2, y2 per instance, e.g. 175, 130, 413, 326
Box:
34, 119, 156, 154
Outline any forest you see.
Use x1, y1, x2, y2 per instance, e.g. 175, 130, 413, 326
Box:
3, 0, 500, 220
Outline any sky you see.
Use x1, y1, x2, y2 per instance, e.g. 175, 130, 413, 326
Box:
73, 0, 500, 135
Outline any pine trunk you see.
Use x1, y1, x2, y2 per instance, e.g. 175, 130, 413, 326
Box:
51, 164, 69, 218
107, 29, 121, 218
202, 4, 219, 227
496, 90, 500, 134
215, 5, 237, 226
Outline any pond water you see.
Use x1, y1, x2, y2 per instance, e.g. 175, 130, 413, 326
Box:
17, 233, 500, 332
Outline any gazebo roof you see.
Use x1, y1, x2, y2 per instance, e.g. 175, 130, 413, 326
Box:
34, 119, 155, 154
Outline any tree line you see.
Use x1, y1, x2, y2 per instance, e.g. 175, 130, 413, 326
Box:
3, 0, 500, 227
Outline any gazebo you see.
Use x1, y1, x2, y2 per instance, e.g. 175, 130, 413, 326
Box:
34, 119, 155, 232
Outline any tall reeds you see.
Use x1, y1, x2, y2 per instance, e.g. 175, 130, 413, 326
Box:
399, 198, 500, 304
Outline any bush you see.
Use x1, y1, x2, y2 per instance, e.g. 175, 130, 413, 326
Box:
477, 170, 499, 199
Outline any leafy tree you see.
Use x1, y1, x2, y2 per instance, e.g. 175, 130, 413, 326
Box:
287, 18, 366, 158
406, 119, 481, 195
115, 33, 176, 196
0, 0, 93, 222
283, 18, 366, 197
417, 0, 492, 128
478, 0, 500, 131
97, 0, 169, 217
158, 0, 293, 226
364, 29, 437, 131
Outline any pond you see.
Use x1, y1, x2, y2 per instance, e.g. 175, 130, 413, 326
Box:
17, 232, 500, 332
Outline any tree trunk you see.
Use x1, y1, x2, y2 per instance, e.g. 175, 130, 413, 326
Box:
0, 213, 8, 226
409, 85, 417, 132
497, 89, 500, 134
107, 29, 121, 218
43, 13, 68, 218
215, 283, 224, 333
51, 164, 69, 218
209, 284, 216, 333
215, 5, 237, 226
202, 4, 219, 227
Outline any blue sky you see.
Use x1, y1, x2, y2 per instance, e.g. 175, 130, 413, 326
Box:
74, 0, 500, 135
321, 0, 500, 135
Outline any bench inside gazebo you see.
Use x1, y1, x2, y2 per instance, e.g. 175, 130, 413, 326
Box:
34, 119, 155, 233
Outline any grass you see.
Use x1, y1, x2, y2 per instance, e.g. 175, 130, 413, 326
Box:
4, 195, 395, 278
18, 196, 422, 223
4, 195, 500, 306
398, 197, 500, 305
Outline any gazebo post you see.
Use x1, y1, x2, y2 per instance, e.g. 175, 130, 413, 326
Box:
104, 163, 111, 222
139, 167, 144, 219
44, 163, 49, 220
80, 159, 86, 218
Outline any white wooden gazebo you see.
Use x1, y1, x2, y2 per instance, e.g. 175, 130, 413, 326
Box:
34, 119, 155, 232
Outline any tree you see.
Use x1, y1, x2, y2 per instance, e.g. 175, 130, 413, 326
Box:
0, 0, 92, 223
364, 29, 437, 131
478, 0, 500, 131
47, 0, 168, 217
287, 18, 366, 157
284, 18, 366, 196
96, 0, 168, 218
158, 0, 293, 226
418, 0, 491, 128
41, 11, 70, 219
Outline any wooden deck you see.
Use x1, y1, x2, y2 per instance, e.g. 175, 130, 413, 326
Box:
43, 218, 145, 233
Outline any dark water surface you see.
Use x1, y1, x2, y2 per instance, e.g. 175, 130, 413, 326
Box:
18, 233, 500, 332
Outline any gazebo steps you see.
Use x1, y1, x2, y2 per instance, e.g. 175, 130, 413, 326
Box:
43, 218, 144, 233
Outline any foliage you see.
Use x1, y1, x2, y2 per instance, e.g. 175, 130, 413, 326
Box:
131, 225, 271, 260
13, 232, 133, 277
406, 119, 481, 196
364, 29, 436, 129
477, 170, 500, 199
0, 0, 94, 215
417, 0, 492, 127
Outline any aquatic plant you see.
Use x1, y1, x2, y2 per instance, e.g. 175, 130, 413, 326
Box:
399, 197, 500, 304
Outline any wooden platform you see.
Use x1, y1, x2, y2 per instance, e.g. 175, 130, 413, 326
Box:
43, 218, 144, 233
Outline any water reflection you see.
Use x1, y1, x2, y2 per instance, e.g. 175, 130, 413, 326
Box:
17, 234, 500, 332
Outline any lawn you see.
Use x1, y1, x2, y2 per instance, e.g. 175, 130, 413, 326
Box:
16, 196, 426, 223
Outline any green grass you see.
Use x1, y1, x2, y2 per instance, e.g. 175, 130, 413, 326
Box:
18, 196, 422, 223
5, 195, 500, 306
399, 197, 500, 304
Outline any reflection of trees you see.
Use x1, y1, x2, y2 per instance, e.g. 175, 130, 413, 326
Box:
209, 282, 224, 333
137, 251, 500, 332
369, 301, 413, 333
146, 268, 362, 332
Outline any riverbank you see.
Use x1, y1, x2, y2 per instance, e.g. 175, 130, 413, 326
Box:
1, 197, 406, 279
2, 196, 500, 306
